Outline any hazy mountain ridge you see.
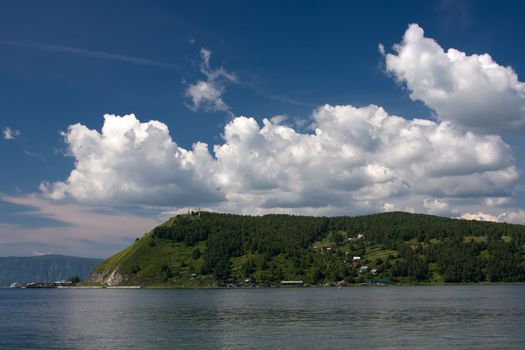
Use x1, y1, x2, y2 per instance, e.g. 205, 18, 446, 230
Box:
0, 254, 103, 286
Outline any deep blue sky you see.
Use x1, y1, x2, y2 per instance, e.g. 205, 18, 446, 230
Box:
2, 1, 525, 257
2, 0, 524, 195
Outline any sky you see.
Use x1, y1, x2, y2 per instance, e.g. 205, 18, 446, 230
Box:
2, 0, 525, 258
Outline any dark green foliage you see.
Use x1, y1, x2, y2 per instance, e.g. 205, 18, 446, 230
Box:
392, 244, 429, 281
311, 268, 325, 283
427, 240, 484, 282
69, 275, 81, 284
160, 264, 174, 280
329, 212, 525, 247
242, 259, 256, 277
192, 248, 201, 260
154, 212, 327, 281
154, 215, 210, 245
486, 241, 525, 282
331, 232, 344, 244
148, 211, 525, 284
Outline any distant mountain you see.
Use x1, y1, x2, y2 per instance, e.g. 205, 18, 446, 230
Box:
90, 212, 525, 287
0, 254, 103, 287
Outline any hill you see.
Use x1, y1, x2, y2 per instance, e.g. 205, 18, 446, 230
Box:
89, 212, 525, 287
0, 254, 103, 287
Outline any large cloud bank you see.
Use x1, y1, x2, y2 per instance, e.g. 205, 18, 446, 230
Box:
385, 24, 525, 133
41, 24, 525, 221
41, 105, 518, 217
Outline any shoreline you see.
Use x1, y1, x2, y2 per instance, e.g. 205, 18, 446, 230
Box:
4, 281, 525, 289
48, 281, 525, 289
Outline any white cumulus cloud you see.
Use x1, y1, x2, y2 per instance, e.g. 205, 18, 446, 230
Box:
499, 210, 525, 224
211, 104, 516, 213
461, 210, 525, 224
460, 212, 501, 222
41, 106, 518, 217
385, 24, 525, 133
423, 198, 450, 215
40, 114, 224, 206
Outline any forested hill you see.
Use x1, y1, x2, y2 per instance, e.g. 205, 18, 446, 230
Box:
90, 212, 525, 287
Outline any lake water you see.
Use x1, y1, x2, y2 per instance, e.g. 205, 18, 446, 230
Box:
1, 285, 525, 349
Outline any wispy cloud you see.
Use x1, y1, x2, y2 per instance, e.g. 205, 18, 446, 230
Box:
185, 48, 237, 116
245, 82, 315, 107
0, 194, 159, 257
436, 0, 473, 30
2, 126, 20, 140
0, 39, 180, 70
24, 150, 47, 163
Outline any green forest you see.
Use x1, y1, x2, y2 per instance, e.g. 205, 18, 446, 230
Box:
92, 211, 525, 287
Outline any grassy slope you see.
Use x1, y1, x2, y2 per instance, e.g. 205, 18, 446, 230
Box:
92, 233, 215, 287
91, 218, 216, 287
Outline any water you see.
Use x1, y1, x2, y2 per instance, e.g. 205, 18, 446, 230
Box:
1, 285, 525, 349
